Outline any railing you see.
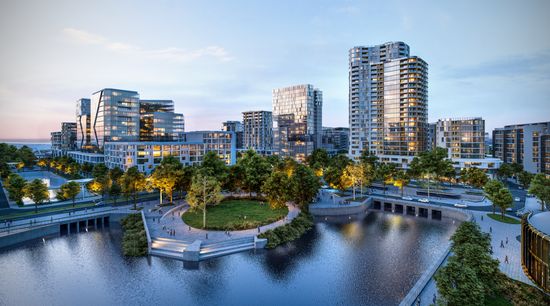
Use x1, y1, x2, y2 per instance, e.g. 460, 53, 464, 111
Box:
141, 210, 152, 253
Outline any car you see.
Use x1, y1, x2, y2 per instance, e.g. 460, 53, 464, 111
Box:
454, 203, 468, 208
506, 207, 513, 211
514, 197, 521, 202
418, 198, 429, 203
518, 186, 523, 190
402, 196, 413, 201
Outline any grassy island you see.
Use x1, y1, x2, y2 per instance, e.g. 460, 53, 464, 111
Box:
182, 199, 288, 231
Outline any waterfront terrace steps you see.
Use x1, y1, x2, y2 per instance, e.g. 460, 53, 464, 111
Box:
199, 236, 255, 260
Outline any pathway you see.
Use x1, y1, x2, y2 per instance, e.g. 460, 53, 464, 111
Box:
415, 210, 532, 306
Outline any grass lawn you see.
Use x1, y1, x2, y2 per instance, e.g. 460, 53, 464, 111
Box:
182, 199, 288, 231
487, 213, 521, 224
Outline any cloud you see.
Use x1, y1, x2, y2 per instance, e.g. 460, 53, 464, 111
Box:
442, 51, 550, 80
62, 27, 233, 62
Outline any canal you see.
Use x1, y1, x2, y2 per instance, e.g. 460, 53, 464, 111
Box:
0, 211, 458, 306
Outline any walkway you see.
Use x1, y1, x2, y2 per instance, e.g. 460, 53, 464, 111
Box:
144, 200, 300, 243
415, 210, 532, 306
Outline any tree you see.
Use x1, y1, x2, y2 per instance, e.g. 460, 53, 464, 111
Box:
4, 173, 27, 205
484, 179, 505, 214
493, 188, 513, 218
150, 163, 180, 205
375, 163, 397, 195
343, 163, 363, 199
528, 173, 550, 211
393, 170, 410, 197
435, 257, 485, 306
517, 171, 534, 190
496, 163, 513, 181
201, 151, 228, 181
453, 243, 502, 296
262, 171, 290, 209
460, 167, 488, 188
109, 182, 122, 206
120, 166, 147, 210
92, 163, 109, 179
289, 164, 321, 211
17, 145, 36, 168
450, 221, 491, 252
23, 178, 49, 213
237, 150, 271, 195
306, 148, 330, 171
324, 166, 350, 191
510, 162, 523, 177
409, 147, 455, 197
109, 166, 124, 182
186, 173, 223, 228
60, 181, 81, 207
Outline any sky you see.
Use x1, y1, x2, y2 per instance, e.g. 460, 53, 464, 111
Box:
0, 0, 549, 140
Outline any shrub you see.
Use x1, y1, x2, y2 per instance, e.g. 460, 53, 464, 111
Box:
258, 212, 314, 248
121, 214, 148, 256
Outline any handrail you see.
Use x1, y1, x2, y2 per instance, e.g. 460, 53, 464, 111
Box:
141, 210, 152, 253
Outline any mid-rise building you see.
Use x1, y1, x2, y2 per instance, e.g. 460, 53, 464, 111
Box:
76, 98, 92, 150
272, 84, 322, 161
51, 122, 77, 156
435, 118, 485, 159
222, 121, 243, 149
427, 123, 437, 151
66, 151, 105, 165
242, 111, 273, 156
139, 100, 184, 141
348, 42, 428, 168
434, 117, 501, 177
91, 88, 140, 149
542, 134, 550, 175
322, 127, 349, 156
103, 131, 236, 173
493, 122, 550, 173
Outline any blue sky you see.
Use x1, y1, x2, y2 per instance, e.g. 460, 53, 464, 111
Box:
0, 0, 549, 139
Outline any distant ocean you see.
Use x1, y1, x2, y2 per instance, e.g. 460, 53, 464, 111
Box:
0, 140, 51, 151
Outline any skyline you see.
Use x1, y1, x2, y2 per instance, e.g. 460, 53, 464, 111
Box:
1, 0, 550, 140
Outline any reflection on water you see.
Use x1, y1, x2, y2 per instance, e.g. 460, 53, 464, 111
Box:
0, 212, 458, 306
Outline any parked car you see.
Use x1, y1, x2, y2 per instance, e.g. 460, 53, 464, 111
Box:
514, 197, 521, 202
402, 196, 413, 201
454, 203, 468, 208
418, 198, 429, 203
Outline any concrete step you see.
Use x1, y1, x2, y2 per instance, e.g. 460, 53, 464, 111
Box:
199, 244, 255, 260
151, 241, 187, 251
201, 237, 254, 248
152, 237, 192, 245
150, 248, 183, 260
200, 242, 255, 255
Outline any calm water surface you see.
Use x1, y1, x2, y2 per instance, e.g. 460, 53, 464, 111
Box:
0, 212, 457, 306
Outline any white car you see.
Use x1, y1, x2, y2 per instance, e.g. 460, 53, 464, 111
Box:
514, 197, 521, 202
454, 203, 468, 208
418, 198, 429, 203
402, 196, 413, 201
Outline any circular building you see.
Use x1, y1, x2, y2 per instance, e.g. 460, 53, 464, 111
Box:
521, 211, 550, 292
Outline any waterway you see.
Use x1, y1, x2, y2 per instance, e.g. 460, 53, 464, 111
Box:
0, 212, 458, 306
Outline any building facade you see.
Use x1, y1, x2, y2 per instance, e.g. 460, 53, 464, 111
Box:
222, 121, 244, 150
91, 88, 141, 149
348, 42, 428, 168
272, 84, 322, 161
139, 100, 184, 142
493, 122, 550, 173
66, 151, 105, 165
76, 98, 92, 150
51, 122, 77, 156
521, 212, 550, 292
242, 111, 273, 156
435, 118, 485, 159
103, 131, 236, 173
322, 127, 349, 156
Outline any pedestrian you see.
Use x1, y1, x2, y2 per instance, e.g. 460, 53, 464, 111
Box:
188, 226, 191, 231
505, 255, 509, 264
481, 215, 484, 221
506, 237, 508, 244
490, 246, 493, 254
257, 226, 260, 233
206, 233, 208, 239
490, 226, 492, 233
500, 240, 504, 248
433, 294, 437, 304
416, 297, 421, 306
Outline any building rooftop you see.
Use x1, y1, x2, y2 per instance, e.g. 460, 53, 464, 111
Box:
529, 211, 550, 236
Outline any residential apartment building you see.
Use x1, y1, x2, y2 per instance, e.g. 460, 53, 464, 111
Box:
434, 117, 501, 177
348, 42, 428, 168
542, 134, 550, 175
76, 98, 92, 150
139, 100, 184, 142
427, 123, 437, 151
66, 151, 105, 165
493, 122, 550, 173
103, 131, 236, 173
242, 111, 273, 156
322, 127, 349, 156
51, 122, 77, 156
272, 84, 322, 161
222, 121, 243, 150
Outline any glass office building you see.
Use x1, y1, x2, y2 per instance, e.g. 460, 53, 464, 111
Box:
76, 98, 92, 150
522, 212, 550, 292
139, 100, 184, 141
272, 84, 322, 161
349, 42, 428, 167
91, 88, 140, 149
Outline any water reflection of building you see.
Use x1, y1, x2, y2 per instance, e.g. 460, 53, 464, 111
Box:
521, 212, 550, 292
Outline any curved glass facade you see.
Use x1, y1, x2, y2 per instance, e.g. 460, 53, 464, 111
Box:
521, 213, 550, 292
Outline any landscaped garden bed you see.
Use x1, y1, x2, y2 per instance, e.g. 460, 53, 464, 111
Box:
486, 213, 521, 224
258, 212, 314, 248
182, 198, 288, 231
120, 214, 148, 256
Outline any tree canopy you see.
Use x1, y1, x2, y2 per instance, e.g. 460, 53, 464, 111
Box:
528, 173, 550, 211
